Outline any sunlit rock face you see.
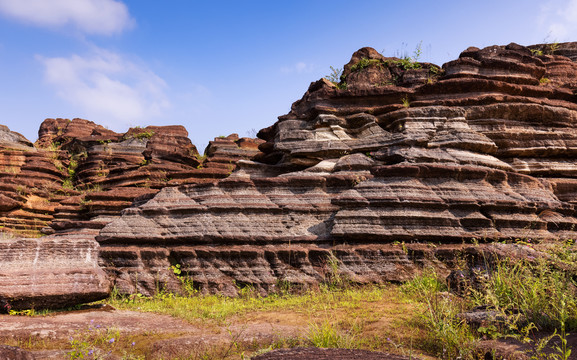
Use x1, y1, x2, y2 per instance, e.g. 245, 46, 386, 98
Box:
0, 235, 110, 310
0, 118, 263, 237
0, 120, 263, 308
97, 42, 577, 296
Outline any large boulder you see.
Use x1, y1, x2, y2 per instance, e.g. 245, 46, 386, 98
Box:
0, 235, 110, 310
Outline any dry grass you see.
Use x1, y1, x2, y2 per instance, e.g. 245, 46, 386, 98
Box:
100, 285, 435, 359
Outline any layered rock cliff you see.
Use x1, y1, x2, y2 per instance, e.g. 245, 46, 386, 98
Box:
0, 120, 262, 308
97, 42, 577, 296
0, 119, 262, 236
3, 41, 577, 307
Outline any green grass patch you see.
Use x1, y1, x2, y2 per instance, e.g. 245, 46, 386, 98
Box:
107, 285, 392, 325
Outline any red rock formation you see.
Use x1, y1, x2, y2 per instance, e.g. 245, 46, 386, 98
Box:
0, 235, 110, 310
28, 119, 263, 235
0, 125, 68, 237
97, 42, 577, 296
3, 41, 577, 305
0, 120, 262, 308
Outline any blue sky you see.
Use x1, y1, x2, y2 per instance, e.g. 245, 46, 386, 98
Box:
0, 0, 576, 152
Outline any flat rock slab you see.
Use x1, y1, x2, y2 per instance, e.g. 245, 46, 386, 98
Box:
0, 307, 304, 359
0, 308, 202, 338
251, 347, 418, 360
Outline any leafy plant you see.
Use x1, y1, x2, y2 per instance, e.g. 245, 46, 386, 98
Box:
401, 96, 410, 108
386, 42, 424, 70
350, 58, 383, 73
548, 42, 560, 55
9, 309, 35, 316
531, 48, 544, 56
133, 130, 154, 140
325, 66, 343, 84
62, 178, 74, 190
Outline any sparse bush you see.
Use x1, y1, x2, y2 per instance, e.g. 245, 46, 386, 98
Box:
470, 257, 577, 332
133, 130, 154, 140
325, 66, 343, 84
350, 58, 383, 73
401, 96, 410, 108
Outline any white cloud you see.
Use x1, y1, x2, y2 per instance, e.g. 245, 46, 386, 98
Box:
539, 0, 577, 41
37, 48, 170, 128
0, 0, 133, 35
281, 61, 314, 74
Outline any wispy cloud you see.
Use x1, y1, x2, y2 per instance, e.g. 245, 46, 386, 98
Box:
37, 47, 170, 128
539, 0, 577, 41
0, 0, 134, 35
280, 61, 314, 74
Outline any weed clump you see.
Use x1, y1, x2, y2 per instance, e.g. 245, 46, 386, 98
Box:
402, 242, 577, 359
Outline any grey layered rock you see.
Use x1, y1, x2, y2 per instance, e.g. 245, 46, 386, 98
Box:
97, 43, 577, 296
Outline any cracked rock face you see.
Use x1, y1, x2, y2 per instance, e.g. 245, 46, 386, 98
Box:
0, 235, 110, 310
97, 42, 577, 296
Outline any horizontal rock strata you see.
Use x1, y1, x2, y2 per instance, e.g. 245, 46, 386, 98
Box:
0, 235, 110, 309
0, 119, 262, 236
3, 41, 577, 303
98, 42, 577, 295
0, 121, 262, 308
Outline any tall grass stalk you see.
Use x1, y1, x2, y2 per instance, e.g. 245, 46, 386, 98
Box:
402, 268, 477, 359
471, 258, 577, 331
307, 321, 357, 348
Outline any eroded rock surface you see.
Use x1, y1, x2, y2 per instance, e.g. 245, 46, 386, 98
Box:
97, 42, 577, 296
0, 345, 36, 360
0, 121, 262, 309
251, 348, 415, 360
0, 235, 109, 310
3, 41, 577, 303
0, 119, 263, 237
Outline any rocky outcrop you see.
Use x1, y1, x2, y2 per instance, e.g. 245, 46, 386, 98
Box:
0, 235, 109, 310
3, 41, 577, 304
98, 42, 577, 295
0, 345, 36, 360
0, 119, 263, 236
0, 125, 67, 237
0, 120, 262, 309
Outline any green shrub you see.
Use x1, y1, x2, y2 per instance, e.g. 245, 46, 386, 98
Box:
325, 66, 343, 84
350, 58, 383, 73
